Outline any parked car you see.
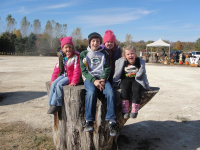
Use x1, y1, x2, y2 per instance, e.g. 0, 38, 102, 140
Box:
191, 51, 200, 59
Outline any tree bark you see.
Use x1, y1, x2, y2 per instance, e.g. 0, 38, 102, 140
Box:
46, 82, 159, 150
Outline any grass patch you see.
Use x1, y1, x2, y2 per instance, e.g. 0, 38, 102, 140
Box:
176, 116, 190, 123
0, 121, 54, 150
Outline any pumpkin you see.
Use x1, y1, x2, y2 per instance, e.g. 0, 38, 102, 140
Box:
170, 59, 174, 63
180, 61, 183, 65
185, 61, 189, 65
186, 55, 189, 58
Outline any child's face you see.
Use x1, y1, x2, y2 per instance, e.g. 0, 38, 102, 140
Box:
104, 41, 115, 50
125, 49, 136, 64
90, 38, 100, 51
62, 44, 73, 56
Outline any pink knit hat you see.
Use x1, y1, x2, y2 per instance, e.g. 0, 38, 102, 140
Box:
103, 30, 116, 45
60, 36, 74, 48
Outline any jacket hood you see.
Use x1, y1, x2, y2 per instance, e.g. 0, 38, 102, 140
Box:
87, 46, 104, 52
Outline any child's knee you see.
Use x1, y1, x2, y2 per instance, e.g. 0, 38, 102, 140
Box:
56, 82, 63, 89
86, 88, 97, 97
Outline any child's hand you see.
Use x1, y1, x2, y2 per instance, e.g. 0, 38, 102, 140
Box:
94, 80, 104, 91
69, 83, 76, 86
100, 79, 105, 88
48, 81, 53, 85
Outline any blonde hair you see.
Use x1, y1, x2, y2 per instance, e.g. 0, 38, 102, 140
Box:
122, 45, 137, 59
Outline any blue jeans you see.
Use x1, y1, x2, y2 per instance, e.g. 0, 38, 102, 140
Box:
84, 79, 116, 121
48, 75, 69, 106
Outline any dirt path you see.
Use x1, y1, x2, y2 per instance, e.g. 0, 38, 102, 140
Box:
0, 56, 200, 150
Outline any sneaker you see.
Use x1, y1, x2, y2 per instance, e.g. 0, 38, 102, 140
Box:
47, 105, 61, 114
130, 112, 138, 118
84, 121, 94, 132
109, 122, 119, 136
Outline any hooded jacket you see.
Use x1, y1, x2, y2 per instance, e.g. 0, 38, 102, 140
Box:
51, 51, 81, 85
113, 57, 150, 89
80, 46, 111, 83
101, 44, 121, 82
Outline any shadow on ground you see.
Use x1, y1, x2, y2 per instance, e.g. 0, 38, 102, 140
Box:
118, 120, 200, 150
0, 91, 47, 105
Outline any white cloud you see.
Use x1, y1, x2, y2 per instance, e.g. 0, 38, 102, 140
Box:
73, 8, 152, 27
141, 23, 200, 31
40, 3, 72, 10
181, 24, 200, 29
11, 3, 73, 15
18, 6, 30, 14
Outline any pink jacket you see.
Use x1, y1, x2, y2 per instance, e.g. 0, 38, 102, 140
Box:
51, 51, 81, 85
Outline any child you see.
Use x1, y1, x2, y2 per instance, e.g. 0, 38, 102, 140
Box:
113, 45, 151, 118
80, 32, 119, 136
47, 36, 81, 114
101, 30, 121, 84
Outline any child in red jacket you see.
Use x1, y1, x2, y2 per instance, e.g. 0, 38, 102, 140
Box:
47, 37, 81, 114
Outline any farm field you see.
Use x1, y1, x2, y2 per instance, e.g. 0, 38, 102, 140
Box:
0, 56, 200, 150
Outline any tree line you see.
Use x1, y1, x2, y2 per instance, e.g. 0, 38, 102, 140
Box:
0, 14, 200, 56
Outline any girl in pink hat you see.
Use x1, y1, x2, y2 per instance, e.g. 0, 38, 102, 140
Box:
47, 37, 81, 114
101, 30, 121, 84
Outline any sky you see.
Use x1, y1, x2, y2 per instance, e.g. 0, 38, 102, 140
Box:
0, 0, 200, 42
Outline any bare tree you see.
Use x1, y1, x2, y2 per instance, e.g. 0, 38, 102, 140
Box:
6, 14, 16, 33
125, 33, 133, 45
20, 16, 30, 37
62, 24, 67, 37
33, 19, 41, 34
43, 20, 68, 52
71, 27, 82, 48
0, 17, 6, 34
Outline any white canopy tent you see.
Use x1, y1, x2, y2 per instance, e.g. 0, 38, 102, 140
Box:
146, 39, 171, 59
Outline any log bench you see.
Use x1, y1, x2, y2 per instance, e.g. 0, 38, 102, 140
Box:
46, 82, 159, 150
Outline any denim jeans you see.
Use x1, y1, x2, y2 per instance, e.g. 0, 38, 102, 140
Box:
84, 79, 116, 121
48, 75, 69, 106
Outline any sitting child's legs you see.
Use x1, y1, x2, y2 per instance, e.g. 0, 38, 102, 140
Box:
103, 81, 119, 136
103, 81, 116, 121
84, 79, 98, 132
130, 80, 143, 118
120, 79, 132, 118
84, 79, 98, 121
47, 76, 69, 114
84, 80, 119, 136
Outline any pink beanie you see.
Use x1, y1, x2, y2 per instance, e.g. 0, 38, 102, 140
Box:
103, 30, 116, 45
60, 36, 74, 48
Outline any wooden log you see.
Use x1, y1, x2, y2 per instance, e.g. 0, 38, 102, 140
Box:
46, 82, 159, 150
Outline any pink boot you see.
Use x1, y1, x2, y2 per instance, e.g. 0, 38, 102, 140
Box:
121, 100, 129, 118
130, 103, 140, 118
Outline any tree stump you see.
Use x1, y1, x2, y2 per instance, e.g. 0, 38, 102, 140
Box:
46, 82, 159, 150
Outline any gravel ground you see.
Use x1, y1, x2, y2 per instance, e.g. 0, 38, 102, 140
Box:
0, 56, 200, 150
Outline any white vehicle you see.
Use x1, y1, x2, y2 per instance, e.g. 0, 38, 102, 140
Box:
191, 51, 200, 59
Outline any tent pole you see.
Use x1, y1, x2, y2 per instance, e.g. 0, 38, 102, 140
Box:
169, 46, 170, 60
146, 47, 147, 55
